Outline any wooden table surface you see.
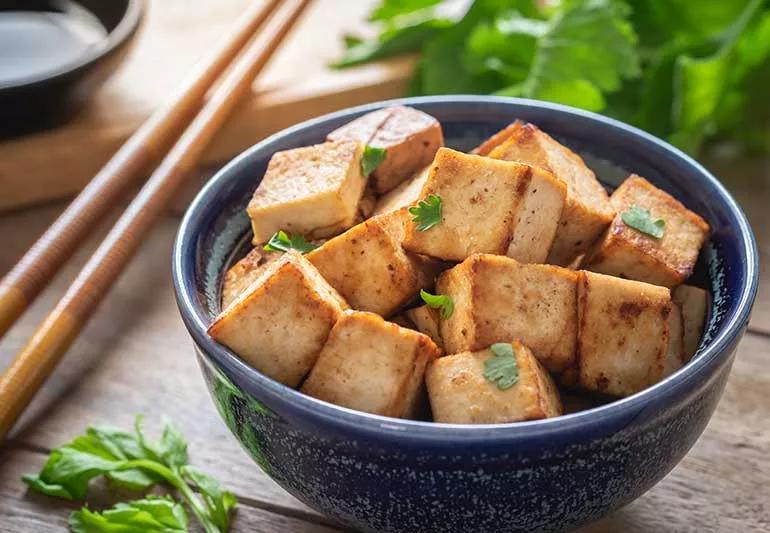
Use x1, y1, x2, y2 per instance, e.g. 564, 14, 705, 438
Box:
0, 154, 768, 532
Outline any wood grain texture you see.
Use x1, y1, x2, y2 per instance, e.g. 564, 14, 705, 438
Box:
0, 189, 769, 531
0, 0, 410, 211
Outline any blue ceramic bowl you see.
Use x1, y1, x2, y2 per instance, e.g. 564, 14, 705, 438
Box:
172, 96, 758, 532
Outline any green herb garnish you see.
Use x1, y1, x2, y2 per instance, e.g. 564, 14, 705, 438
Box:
334, 0, 770, 154
263, 230, 317, 254
69, 496, 189, 532
621, 205, 665, 239
419, 289, 453, 319
484, 343, 519, 390
361, 144, 387, 176
23, 416, 237, 533
408, 194, 442, 231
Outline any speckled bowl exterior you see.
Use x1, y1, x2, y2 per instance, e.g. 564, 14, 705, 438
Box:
172, 97, 758, 533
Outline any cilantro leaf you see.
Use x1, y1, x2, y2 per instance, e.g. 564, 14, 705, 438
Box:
483, 343, 520, 390
343, 0, 770, 154
23, 416, 238, 533
408, 194, 442, 231
621, 205, 666, 239
69, 496, 188, 533
263, 231, 317, 254
361, 145, 387, 176
500, 0, 640, 111
419, 289, 453, 319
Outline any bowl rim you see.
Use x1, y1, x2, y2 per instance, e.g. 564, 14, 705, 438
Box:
173, 95, 758, 443
0, 0, 145, 91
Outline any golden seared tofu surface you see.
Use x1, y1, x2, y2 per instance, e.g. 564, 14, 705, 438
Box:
438, 254, 578, 373
426, 341, 562, 424
301, 311, 441, 418
247, 140, 366, 243
307, 209, 439, 317
403, 147, 532, 261
405, 305, 443, 349
328, 106, 443, 193
583, 175, 710, 288
576, 271, 671, 397
489, 122, 614, 265
208, 251, 347, 388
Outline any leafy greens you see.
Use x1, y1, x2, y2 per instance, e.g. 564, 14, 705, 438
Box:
23, 416, 237, 533
335, 0, 770, 153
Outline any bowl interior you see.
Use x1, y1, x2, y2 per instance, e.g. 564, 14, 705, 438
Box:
175, 96, 757, 434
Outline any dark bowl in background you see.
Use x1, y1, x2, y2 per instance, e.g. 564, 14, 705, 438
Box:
0, 0, 144, 137
172, 96, 758, 532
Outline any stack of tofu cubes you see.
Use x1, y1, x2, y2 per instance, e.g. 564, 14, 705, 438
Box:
209, 106, 710, 425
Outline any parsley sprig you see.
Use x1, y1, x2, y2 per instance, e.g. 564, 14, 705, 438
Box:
263, 230, 317, 254
483, 343, 519, 390
409, 194, 442, 231
361, 144, 387, 176
23, 416, 237, 533
420, 289, 453, 319
621, 205, 665, 239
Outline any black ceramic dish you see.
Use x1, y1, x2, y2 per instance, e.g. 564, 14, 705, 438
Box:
0, 0, 144, 136
173, 96, 758, 532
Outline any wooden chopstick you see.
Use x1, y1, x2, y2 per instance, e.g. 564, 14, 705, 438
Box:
0, 0, 282, 340
0, 0, 312, 439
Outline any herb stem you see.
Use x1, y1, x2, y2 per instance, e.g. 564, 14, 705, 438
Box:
117, 460, 219, 533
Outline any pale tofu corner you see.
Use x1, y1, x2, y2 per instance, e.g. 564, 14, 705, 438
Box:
221, 247, 282, 309
373, 164, 431, 217
426, 341, 562, 424
306, 209, 440, 317
673, 284, 709, 360
488, 122, 615, 266
402, 147, 532, 261
328, 106, 444, 194
405, 305, 443, 349
246, 140, 367, 244
575, 271, 672, 397
301, 310, 442, 419
437, 254, 578, 374
208, 251, 348, 388
582, 174, 710, 288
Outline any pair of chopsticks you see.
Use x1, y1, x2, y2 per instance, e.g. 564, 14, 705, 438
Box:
0, 0, 312, 439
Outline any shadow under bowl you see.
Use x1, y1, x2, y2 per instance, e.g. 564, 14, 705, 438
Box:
172, 96, 758, 533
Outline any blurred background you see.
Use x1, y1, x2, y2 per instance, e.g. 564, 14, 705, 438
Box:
0, 2, 768, 531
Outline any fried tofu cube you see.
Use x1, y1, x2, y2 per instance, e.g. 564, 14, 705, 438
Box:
301, 311, 441, 418
307, 210, 440, 317
576, 271, 672, 397
582, 175, 710, 288
328, 106, 443, 193
208, 251, 348, 387
437, 254, 578, 373
425, 341, 562, 424
673, 284, 709, 360
664, 302, 684, 377
221, 247, 282, 309
405, 305, 443, 349
247, 140, 366, 243
506, 165, 567, 263
471, 121, 523, 156
373, 165, 430, 217
488, 122, 614, 265
402, 148, 532, 261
